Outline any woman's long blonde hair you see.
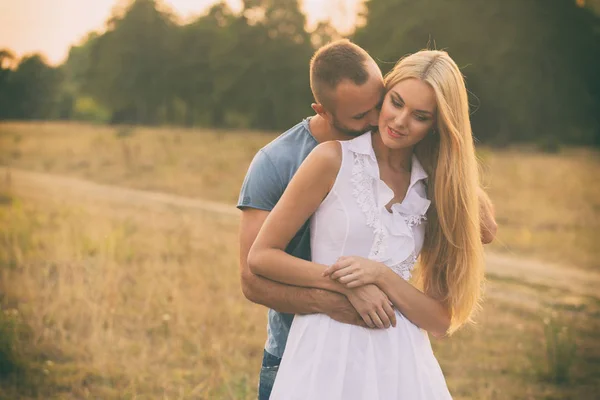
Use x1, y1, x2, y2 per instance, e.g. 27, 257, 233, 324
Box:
385, 50, 485, 334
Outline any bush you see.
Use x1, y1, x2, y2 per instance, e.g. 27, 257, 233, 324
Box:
0, 308, 24, 378
537, 136, 562, 154
541, 315, 578, 384
72, 96, 111, 124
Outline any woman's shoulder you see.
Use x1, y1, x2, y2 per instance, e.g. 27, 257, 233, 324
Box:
293, 141, 345, 193
306, 140, 343, 170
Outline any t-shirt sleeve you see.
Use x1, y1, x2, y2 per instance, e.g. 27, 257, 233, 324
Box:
237, 149, 285, 211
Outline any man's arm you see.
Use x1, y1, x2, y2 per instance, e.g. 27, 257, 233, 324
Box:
239, 208, 365, 326
478, 187, 498, 244
246, 143, 397, 329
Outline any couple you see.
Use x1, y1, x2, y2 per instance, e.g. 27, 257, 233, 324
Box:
238, 40, 497, 399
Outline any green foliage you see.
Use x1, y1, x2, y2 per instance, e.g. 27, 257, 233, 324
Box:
230, 0, 314, 129
72, 96, 111, 123
85, 0, 179, 125
354, 0, 600, 146
537, 136, 562, 154
1, 0, 599, 145
0, 53, 63, 120
0, 309, 23, 377
541, 315, 578, 384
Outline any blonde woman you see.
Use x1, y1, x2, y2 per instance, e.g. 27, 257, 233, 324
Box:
248, 50, 484, 399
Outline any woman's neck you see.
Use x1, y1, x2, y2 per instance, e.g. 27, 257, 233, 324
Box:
371, 130, 413, 173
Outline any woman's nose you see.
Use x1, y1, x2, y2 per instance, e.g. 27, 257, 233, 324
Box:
394, 109, 408, 126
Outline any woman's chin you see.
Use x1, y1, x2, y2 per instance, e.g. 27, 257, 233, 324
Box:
379, 132, 407, 150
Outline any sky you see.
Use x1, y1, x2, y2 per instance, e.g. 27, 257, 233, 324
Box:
0, 0, 363, 66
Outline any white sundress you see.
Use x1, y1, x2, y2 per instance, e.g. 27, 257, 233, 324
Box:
269, 132, 452, 400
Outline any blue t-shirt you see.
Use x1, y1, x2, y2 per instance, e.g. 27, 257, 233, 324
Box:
237, 117, 318, 358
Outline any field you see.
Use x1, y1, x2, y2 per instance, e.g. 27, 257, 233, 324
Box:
1, 121, 598, 271
0, 121, 599, 399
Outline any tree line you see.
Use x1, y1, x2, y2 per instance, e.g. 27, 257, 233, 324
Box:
1, 0, 599, 146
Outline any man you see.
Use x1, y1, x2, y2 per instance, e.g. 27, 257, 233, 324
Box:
238, 39, 497, 400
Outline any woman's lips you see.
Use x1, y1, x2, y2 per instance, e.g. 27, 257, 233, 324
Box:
387, 126, 407, 138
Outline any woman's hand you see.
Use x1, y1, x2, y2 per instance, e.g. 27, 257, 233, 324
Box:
323, 256, 387, 289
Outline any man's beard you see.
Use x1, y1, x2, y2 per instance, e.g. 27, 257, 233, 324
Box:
332, 117, 376, 138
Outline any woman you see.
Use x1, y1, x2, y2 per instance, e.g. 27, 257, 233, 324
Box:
248, 50, 484, 399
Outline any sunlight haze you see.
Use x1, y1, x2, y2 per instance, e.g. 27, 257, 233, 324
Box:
0, 0, 363, 65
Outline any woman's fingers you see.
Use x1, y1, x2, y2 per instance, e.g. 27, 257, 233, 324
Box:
345, 279, 363, 288
337, 272, 359, 284
330, 266, 355, 280
322, 257, 353, 277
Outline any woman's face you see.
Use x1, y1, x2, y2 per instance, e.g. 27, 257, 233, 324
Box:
378, 78, 437, 150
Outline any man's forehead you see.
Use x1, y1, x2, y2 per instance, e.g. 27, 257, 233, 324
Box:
333, 79, 384, 116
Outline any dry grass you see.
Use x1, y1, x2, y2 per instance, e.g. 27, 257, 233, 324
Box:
0, 121, 269, 204
1, 121, 598, 271
0, 186, 264, 399
479, 147, 600, 270
0, 184, 598, 399
0, 121, 599, 398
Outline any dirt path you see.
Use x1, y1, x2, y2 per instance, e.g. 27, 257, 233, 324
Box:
3, 166, 599, 300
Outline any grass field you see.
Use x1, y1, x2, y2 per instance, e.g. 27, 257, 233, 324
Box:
0, 121, 599, 399
1, 121, 598, 271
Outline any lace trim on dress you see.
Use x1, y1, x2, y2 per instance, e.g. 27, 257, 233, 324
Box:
350, 152, 427, 280
389, 251, 418, 281
350, 152, 387, 260
400, 213, 428, 228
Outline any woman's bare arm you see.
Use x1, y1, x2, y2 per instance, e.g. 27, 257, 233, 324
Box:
377, 269, 451, 337
324, 256, 450, 336
248, 141, 398, 329
247, 141, 347, 293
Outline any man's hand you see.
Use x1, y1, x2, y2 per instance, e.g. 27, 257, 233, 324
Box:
241, 209, 372, 322
323, 293, 367, 328
346, 284, 397, 329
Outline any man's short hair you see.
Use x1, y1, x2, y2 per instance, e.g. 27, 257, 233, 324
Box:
310, 39, 372, 109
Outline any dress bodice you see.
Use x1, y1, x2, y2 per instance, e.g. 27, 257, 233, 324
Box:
310, 132, 431, 280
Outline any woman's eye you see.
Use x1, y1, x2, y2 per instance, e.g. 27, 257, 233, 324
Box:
392, 99, 403, 107
415, 115, 428, 122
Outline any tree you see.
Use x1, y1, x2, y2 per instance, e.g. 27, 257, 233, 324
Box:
85, 0, 179, 124
174, 2, 235, 126
5, 54, 63, 120
0, 50, 17, 119
354, 0, 600, 146
230, 0, 314, 129
310, 21, 342, 49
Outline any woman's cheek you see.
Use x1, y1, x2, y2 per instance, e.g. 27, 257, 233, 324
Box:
411, 125, 428, 142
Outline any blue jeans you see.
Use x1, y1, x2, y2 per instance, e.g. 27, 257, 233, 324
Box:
258, 350, 282, 400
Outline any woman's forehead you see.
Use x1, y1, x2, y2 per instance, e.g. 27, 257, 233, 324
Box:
389, 79, 437, 112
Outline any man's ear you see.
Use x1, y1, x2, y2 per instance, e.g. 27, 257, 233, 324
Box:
311, 103, 329, 119
311, 103, 324, 114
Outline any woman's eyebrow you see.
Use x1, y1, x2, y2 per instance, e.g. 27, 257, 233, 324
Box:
391, 91, 434, 115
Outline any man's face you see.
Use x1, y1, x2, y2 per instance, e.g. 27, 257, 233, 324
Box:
327, 61, 385, 138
